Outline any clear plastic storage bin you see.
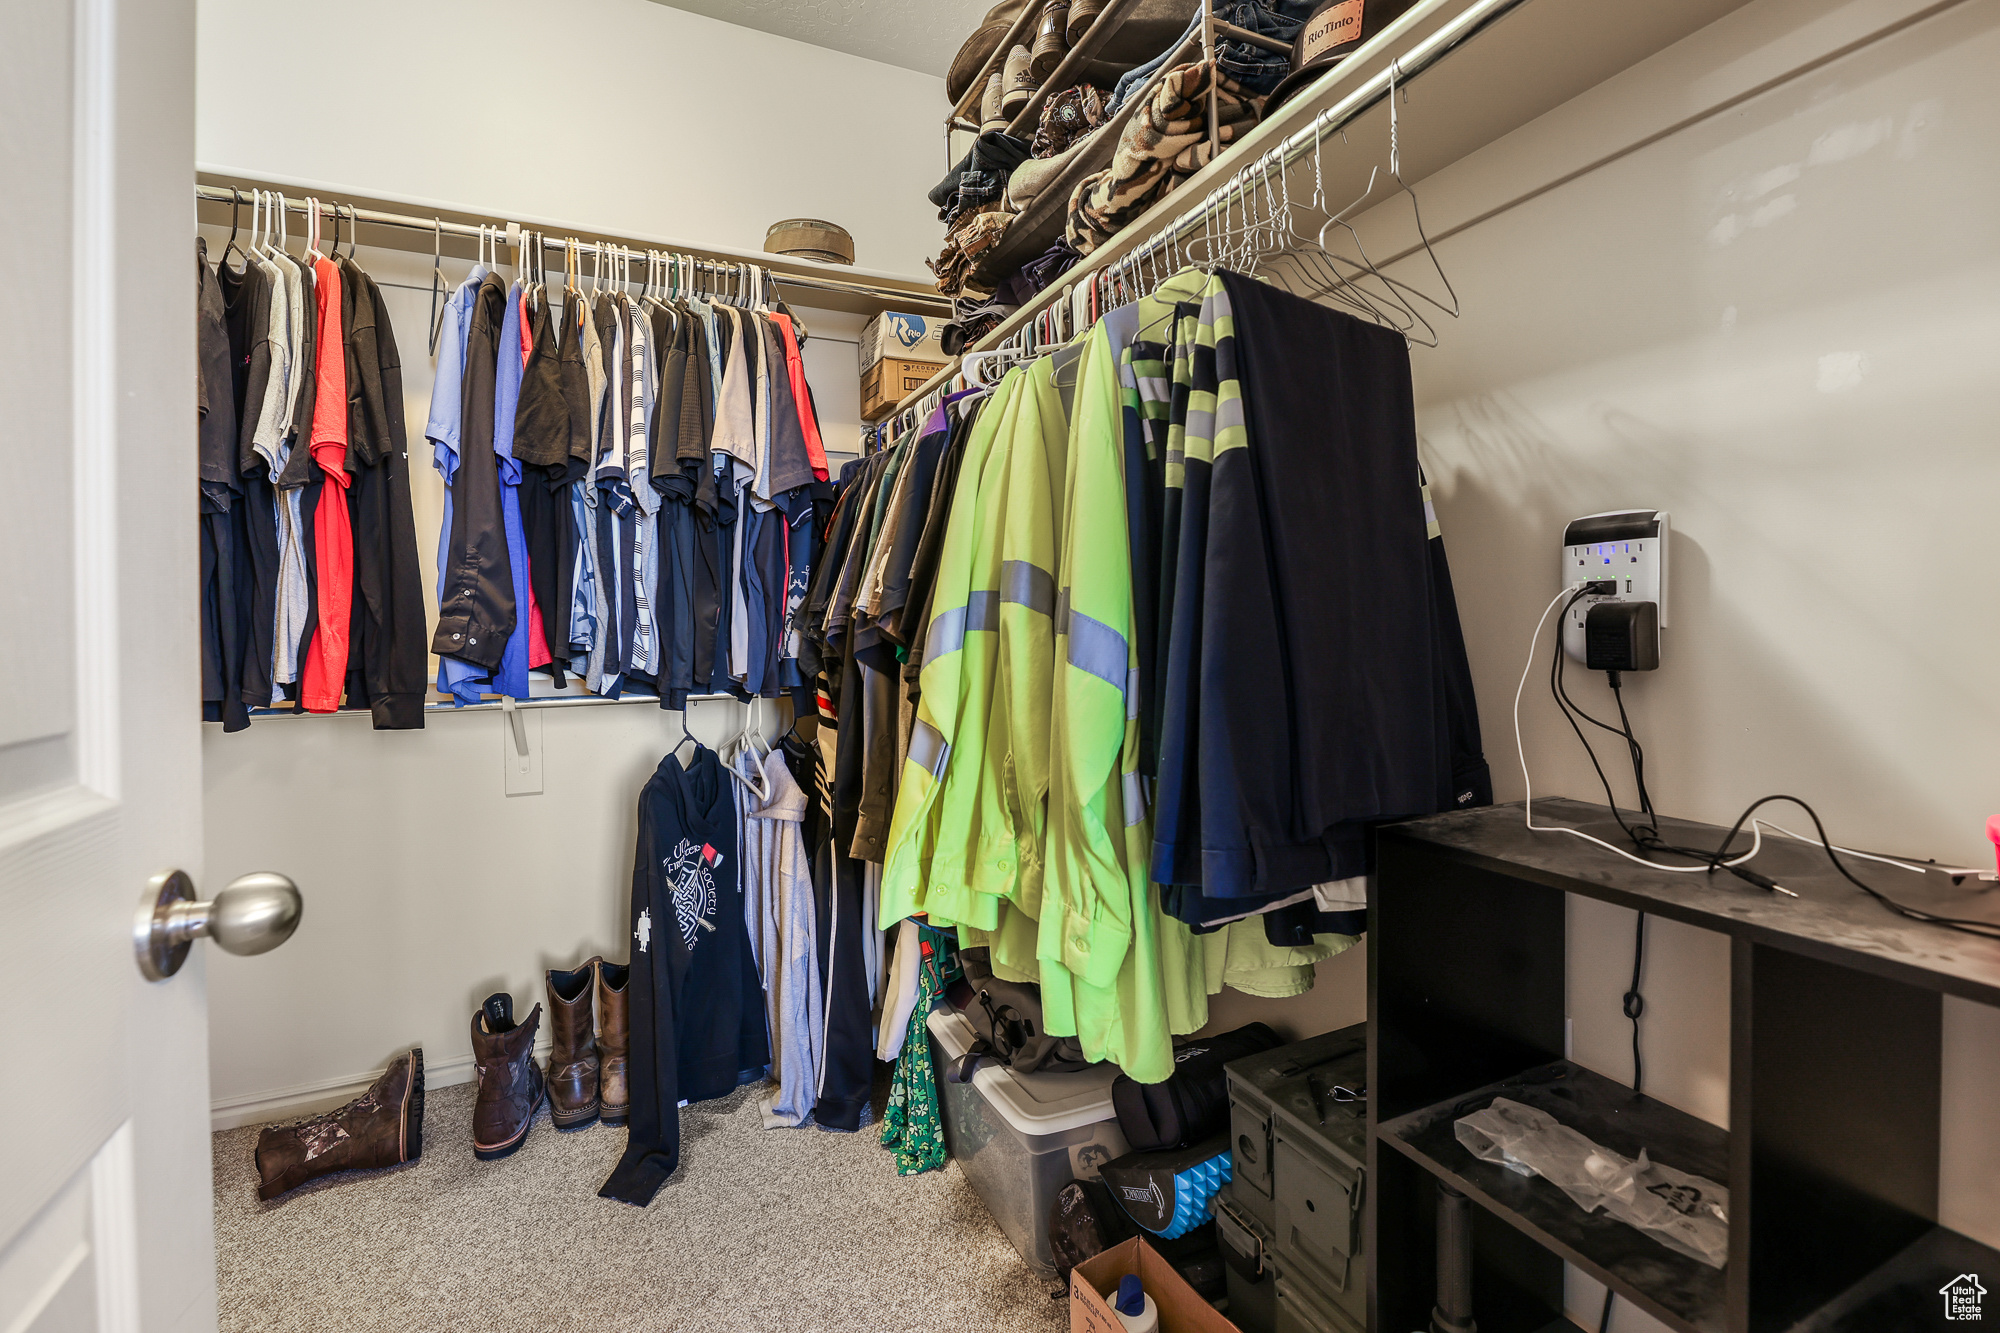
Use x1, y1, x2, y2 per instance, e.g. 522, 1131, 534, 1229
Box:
927, 1008, 1131, 1277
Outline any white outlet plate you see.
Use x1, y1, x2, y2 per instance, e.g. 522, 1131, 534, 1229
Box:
501, 702, 544, 796
1562, 510, 1669, 664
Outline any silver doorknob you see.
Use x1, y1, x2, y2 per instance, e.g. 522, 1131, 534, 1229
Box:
134, 869, 302, 981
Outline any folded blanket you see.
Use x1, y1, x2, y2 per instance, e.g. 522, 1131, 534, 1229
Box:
1065, 61, 1260, 256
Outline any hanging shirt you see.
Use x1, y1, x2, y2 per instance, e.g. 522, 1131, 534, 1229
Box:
337, 258, 429, 729
300, 256, 353, 712
486, 279, 537, 698
427, 265, 487, 694
431, 273, 515, 677
730, 746, 823, 1129
877, 370, 1024, 930
568, 290, 606, 677
599, 746, 769, 1208
197, 240, 248, 731
1035, 314, 1209, 1084
265, 250, 312, 699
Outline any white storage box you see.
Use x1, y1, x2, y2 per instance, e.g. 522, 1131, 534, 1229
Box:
927, 1008, 1131, 1277
860, 310, 946, 366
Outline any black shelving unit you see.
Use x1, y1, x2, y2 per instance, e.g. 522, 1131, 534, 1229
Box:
1369, 797, 2000, 1333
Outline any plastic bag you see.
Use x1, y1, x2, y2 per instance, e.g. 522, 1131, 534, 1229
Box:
1455, 1098, 1728, 1268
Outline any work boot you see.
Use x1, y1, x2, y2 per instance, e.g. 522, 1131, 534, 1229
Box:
471, 993, 545, 1161
596, 959, 631, 1126
546, 962, 600, 1130
254, 1048, 424, 1201
1030, 1, 1071, 83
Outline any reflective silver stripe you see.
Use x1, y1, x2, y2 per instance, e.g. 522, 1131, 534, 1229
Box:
925, 589, 1002, 661
1186, 405, 1215, 443
1001, 560, 1056, 617
1123, 771, 1147, 826
907, 719, 950, 779
1055, 587, 1072, 635
927, 604, 967, 660
1066, 609, 1128, 693
1127, 668, 1142, 719
1215, 395, 1245, 433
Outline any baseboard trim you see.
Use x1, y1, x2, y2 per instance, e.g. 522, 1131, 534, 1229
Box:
210, 1041, 552, 1132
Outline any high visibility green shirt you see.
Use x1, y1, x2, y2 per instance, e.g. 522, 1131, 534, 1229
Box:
877, 373, 1023, 928
969, 354, 1072, 979
1034, 317, 1209, 1084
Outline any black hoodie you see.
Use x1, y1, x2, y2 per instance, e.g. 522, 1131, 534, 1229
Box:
601, 746, 769, 1207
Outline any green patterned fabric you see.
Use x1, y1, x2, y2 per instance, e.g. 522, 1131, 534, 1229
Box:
880, 928, 949, 1176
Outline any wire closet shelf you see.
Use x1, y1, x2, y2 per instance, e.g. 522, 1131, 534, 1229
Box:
883, 0, 1523, 441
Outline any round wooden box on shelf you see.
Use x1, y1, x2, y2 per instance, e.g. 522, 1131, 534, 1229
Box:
764, 218, 856, 266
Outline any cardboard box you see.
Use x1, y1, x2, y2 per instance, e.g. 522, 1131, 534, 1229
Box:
861, 310, 946, 366
1071, 1238, 1241, 1333
861, 356, 947, 422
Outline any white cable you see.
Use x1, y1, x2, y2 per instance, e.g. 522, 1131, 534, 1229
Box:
1515, 587, 1762, 872
1750, 819, 1932, 875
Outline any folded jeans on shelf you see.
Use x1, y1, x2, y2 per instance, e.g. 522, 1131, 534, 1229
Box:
930, 131, 1036, 225
1104, 0, 1315, 115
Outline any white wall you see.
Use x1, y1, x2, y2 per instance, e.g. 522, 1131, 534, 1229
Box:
194, 0, 948, 277
1356, 0, 2000, 1321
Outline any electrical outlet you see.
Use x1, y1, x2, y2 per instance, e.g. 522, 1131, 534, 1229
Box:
1562, 510, 1668, 665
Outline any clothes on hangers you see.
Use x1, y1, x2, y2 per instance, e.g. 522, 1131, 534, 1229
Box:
600, 743, 768, 1208
200, 208, 426, 729
804, 264, 1489, 1089
421, 258, 832, 710
727, 741, 824, 1131
197, 237, 248, 732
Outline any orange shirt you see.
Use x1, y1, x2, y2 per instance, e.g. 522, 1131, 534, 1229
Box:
300, 257, 354, 712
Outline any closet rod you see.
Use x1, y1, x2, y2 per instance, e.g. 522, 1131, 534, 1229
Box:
193, 184, 949, 312
889, 0, 1524, 415
239, 692, 759, 720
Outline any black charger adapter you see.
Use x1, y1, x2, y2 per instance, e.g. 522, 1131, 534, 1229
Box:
1585, 600, 1660, 672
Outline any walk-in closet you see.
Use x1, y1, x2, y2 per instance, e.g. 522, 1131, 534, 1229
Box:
4, 0, 1997, 1330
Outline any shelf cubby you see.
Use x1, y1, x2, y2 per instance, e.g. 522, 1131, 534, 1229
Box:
1371, 798, 2000, 1333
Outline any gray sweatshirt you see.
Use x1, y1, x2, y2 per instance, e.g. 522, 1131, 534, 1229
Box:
731, 747, 824, 1128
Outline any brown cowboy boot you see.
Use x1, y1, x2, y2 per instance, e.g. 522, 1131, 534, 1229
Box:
254, 1049, 424, 1201
545, 962, 601, 1129
471, 993, 545, 1161
596, 959, 631, 1125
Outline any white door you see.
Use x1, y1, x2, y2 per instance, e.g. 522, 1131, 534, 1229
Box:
0, 0, 235, 1329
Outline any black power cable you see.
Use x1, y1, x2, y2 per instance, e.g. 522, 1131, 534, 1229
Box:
1539, 591, 2000, 1333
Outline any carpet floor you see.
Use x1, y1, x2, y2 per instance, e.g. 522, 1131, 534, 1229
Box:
213, 1074, 1067, 1333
